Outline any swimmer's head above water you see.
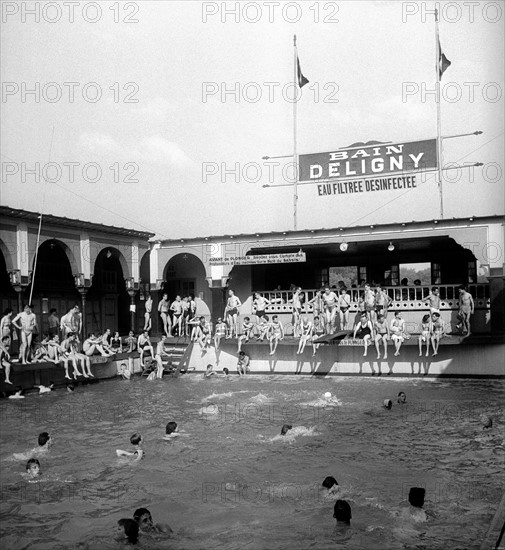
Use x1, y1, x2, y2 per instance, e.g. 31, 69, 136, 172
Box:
383, 399, 393, 410
280, 424, 292, 435
333, 500, 352, 525
222, 368, 229, 375
130, 433, 142, 446
117, 518, 139, 544
133, 507, 154, 531
26, 458, 40, 477
408, 487, 425, 508
397, 392, 407, 404
322, 476, 338, 490
38, 432, 52, 447
165, 422, 178, 435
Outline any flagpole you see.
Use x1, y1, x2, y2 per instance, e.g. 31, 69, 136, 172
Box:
293, 34, 298, 231
435, 9, 444, 219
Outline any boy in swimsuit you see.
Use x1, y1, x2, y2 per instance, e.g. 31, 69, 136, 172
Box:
252, 292, 270, 320
268, 315, 284, 355
61, 333, 85, 378
125, 331, 136, 353
430, 312, 445, 356
137, 331, 154, 368
390, 311, 406, 356
424, 287, 441, 313
312, 315, 325, 356
418, 314, 432, 357
353, 312, 373, 357
322, 287, 338, 334
307, 289, 323, 319
237, 317, 255, 353
457, 286, 474, 336
297, 316, 313, 355
226, 290, 242, 339
116, 433, 144, 459
12, 304, 38, 364
83, 333, 111, 357
290, 287, 304, 338
133, 507, 173, 535
158, 294, 172, 337
154, 335, 169, 378
256, 315, 270, 341
337, 288, 351, 330
363, 283, 376, 323
373, 313, 390, 359
25, 458, 41, 478
170, 295, 184, 337
143, 294, 153, 331
375, 284, 392, 319
213, 317, 227, 350
0, 335, 13, 384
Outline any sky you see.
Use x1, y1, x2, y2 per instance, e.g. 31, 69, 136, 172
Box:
1, 0, 504, 239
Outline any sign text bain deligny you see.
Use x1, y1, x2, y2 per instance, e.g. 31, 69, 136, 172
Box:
299, 139, 438, 196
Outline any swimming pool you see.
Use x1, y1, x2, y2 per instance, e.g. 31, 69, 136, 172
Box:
0, 375, 504, 549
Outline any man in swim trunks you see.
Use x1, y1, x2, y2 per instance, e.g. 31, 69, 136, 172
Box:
337, 287, 351, 331
418, 314, 432, 357
353, 312, 373, 357
0, 335, 13, 384
225, 290, 242, 339
213, 317, 227, 350
158, 294, 172, 337
170, 295, 184, 337
238, 317, 255, 353
457, 286, 474, 337
252, 292, 270, 320
143, 294, 153, 332
373, 313, 390, 359
430, 312, 445, 356
363, 283, 376, 323
423, 287, 441, 314
12, 304, 38, 364
290, 287, 304, 338
137, 330, 154, 368
322, 286, 338, 334
375, 284, 392, 319
268, 315, 284, 355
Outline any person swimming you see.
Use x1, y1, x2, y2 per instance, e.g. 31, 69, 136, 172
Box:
408, 487, 425, 508
204, 364, 215, 378
397, 392, 407, 404
133, 507, 173, 534
165, 422, 178, 436
38, 432, 52, 449
480, 414, 493, 429
35, 382, 54, 394
25, 458, 41, 478
116, 433, 144, 459
383, 399, 393, 410
334, 499, 352, 525
280, 424, 292, 435
322, 476, 339, 491
116, 518, 139, 544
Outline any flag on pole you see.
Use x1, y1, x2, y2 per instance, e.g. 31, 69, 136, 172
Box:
438, 37, 451, 79
297, 56, 309, 88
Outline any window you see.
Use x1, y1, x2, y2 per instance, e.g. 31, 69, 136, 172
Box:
399, 262, 431, 285
315, 268, 329, 288
431, 263, 441, 285
467, 261, 476, 284
328, 266, 358, 289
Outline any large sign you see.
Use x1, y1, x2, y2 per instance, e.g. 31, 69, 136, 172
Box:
299, 139, 437, 182
210, 251, 306, 267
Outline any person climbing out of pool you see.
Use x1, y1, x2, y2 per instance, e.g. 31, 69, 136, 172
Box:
204, 364, 215, 378
353, 312, 373, 357
237, 350, 250, 375
268, 315, 284, 355
322, 476, 339, 495
280, 424, 292, 435
116, 518, 139, 545
25, 458, 41, 478
116, 433, 144, 459
133, 507, 173, 534
158, 293, 172, 337
397, 392, 407, 404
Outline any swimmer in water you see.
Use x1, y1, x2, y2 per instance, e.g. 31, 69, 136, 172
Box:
9, 386, 25, 399
280, 424, 292, 435
133, 507, 173, 534
116, 518, 139, 545
116, 433, 144, 459
118, 362, 131, 380
25, 458, 41, 478
384, 399, 393, 410
204, 364, 215, 378
164, 422, 179, 438
397, 392, 407, 404
38, 432, 53, 450
322, 476, 339, 495
219, 368, 230, 378
35, 382, 54, 394
480, 415, 493, 429
333, 499, 353, 541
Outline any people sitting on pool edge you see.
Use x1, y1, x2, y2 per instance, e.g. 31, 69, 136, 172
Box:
133, 507, 173, 534
116, 433, 144, 460
280, 424, 292, 436
116, 518, 139, 545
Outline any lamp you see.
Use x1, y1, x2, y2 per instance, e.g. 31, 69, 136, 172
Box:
9, 269, 21, 285
388, 242, 395, 252
340, 242, 348, 252
74, 273, 85, 288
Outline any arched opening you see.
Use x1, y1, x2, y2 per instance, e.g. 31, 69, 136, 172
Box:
0, 248, 17, 311
88, 248, 130, 335
162, 253, 207, 302
27, 239, 81, 336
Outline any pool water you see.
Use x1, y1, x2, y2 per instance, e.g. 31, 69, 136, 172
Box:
0, 375, 504, 549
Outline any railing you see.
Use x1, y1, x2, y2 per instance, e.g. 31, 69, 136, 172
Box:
260, 284, 490, 313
